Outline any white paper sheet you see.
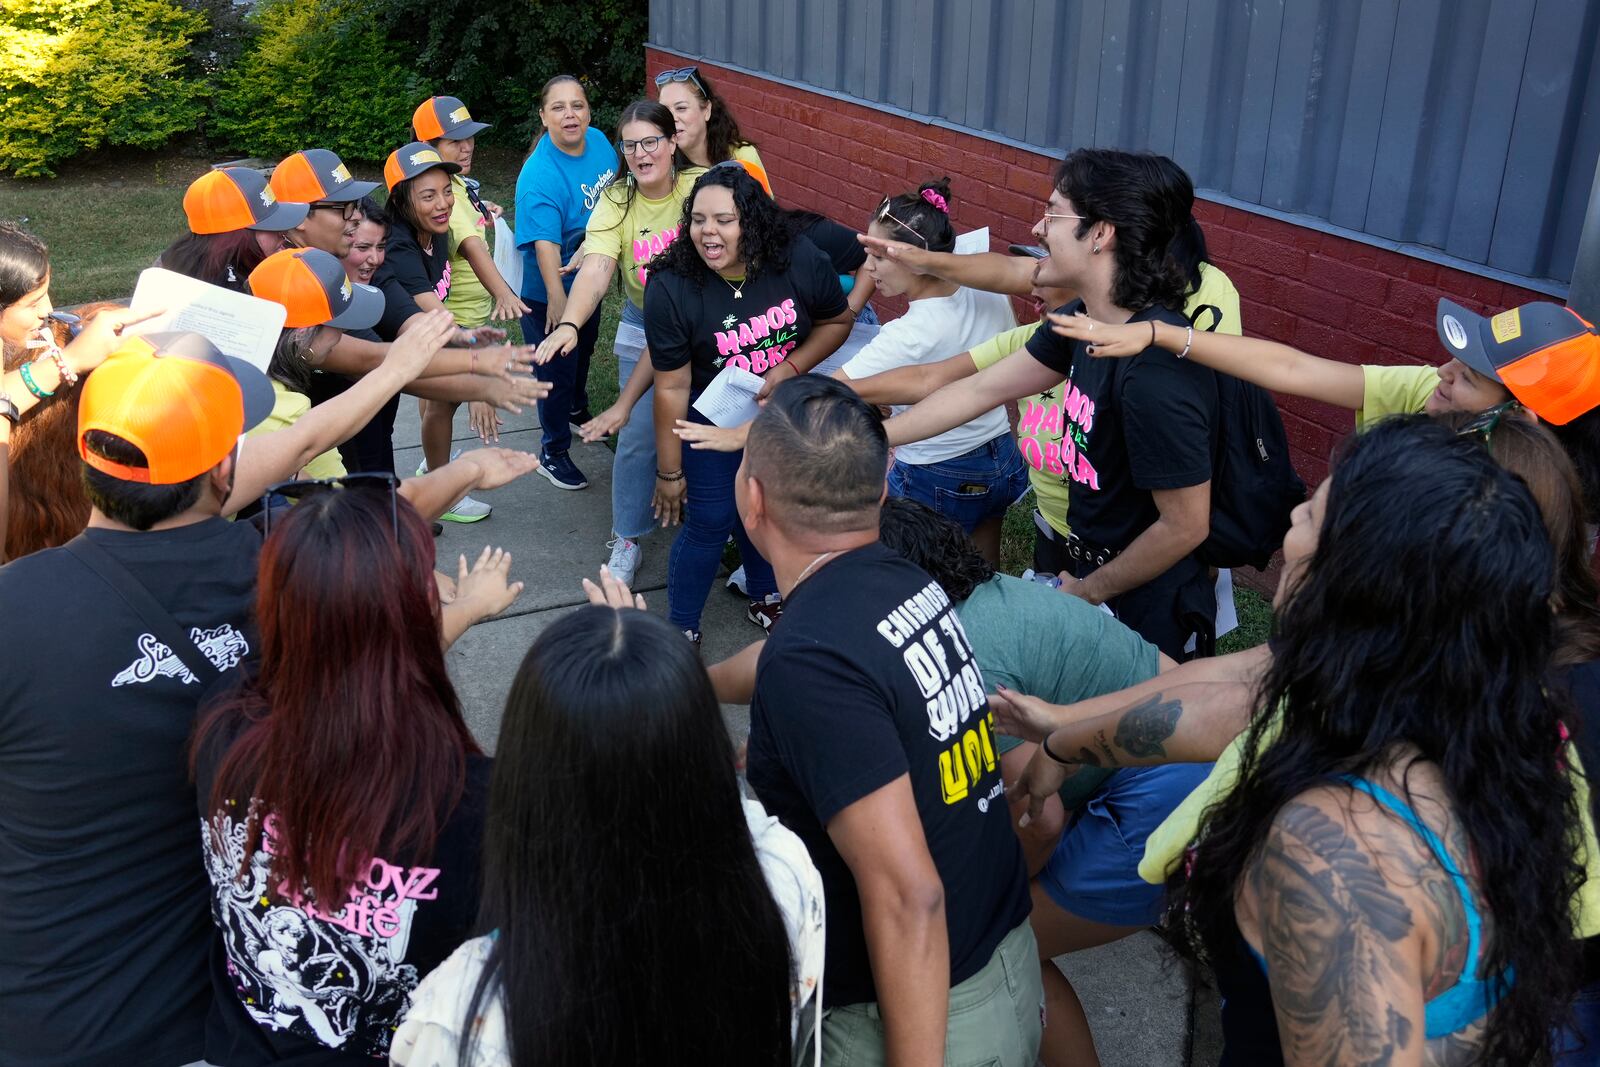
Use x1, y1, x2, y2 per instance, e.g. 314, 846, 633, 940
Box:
811, 320, 879, 378
692, 364, 767, 427
127, 268, 287, 372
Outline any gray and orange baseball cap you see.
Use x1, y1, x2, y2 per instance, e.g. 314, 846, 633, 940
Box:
1437, 298, 1600, 425
79, 332, 274, 484
183, 167, 308, 235
413, 96, 491, 141
248, 248, 384, 330
383, 142, 462, 192
269, 149, 379, 205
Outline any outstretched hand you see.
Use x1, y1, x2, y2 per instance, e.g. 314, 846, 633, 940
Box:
464, 447, 542, 490
452, 545, 524, 620
64, 306, 166, 375
578, 403, 629, 442
1047, 311, 1150, 358
389, 310, 460, 379
857, 232, 933, 273
582, 564, 647, 610
988, 686, 1062, 744
673, 419, 748, 452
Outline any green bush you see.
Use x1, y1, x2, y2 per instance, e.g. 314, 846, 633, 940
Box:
0, 0, 210, 177
211, 0, 422, 162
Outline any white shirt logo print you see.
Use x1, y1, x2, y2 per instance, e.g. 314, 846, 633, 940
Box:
111, 624, 250, 687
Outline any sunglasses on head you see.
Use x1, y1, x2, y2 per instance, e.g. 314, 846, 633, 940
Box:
654, 66, 706, 96
259, 472, 401, 537
874, 197, 927, 248
1456, 400, 1521, 446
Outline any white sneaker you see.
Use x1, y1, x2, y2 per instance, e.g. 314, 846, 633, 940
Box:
725, 564, 748, 597
440, 494, 492, 523
605, 537, 642, 586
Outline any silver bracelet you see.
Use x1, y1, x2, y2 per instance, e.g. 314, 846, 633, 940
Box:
1176, 324, 1194, 360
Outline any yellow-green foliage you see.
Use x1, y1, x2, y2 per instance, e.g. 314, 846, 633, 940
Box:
211, 0, 420, 163
0, 0, 208, 177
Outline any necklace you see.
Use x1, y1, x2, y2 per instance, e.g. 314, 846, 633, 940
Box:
795, 550, 838, 586
721, 273, 746, 300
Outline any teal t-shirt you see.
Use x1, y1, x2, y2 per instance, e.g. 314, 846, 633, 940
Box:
955, 573, 1162, 806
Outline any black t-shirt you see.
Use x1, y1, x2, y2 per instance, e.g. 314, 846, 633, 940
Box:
645, 236, 848, 397
746, 543, 1030, 1008
306, 326, 399, 475
0, 519, 261, 1067
195, 729, 490, 1066
372, 221, 451, 342
795, 215, 867, 274
1024, 299, 1218, 550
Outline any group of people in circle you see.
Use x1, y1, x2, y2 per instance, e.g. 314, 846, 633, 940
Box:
5, 57, 1600, 1067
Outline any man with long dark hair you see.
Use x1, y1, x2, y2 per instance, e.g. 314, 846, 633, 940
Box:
883, 148, 1219, 659
736, 375, 1041, 1066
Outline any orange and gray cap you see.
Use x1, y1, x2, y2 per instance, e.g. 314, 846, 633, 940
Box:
248, 248, 384, 330
269, 149, 379, 204
183, 167, 309, 235
383, 141, 462, 192
711, 158, 773, 197
1436, 298, 1600, 425
78, 332, 274, 485
412, 96, 491, 141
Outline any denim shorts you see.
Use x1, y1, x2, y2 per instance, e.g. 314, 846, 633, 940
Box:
1038, 763, 1214, 927
888, 435, 1030, 533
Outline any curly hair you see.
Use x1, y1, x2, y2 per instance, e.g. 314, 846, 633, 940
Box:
877, 497, 994, 601
646, 166, 793, 285
1166, 416, 1582, 1065
871, 178, 955, 254
1055, 148, 1191, 313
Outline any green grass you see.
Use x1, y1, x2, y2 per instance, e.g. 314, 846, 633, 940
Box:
4, 146, 1272, 649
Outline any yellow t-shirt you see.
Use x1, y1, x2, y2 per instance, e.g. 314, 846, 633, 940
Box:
246, 383, 346, 481
443, 175, 493, 328
1138, 708, 1600, 936
584, 167, 706, 311
1356, 364, 1440, 430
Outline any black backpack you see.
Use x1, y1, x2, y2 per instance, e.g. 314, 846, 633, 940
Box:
1185, 304, 1306, 570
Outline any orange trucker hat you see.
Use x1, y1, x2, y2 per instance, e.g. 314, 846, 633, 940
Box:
79, 332, 274, 484
383, 142, 462, 193
710, 157, 773, 197
1437, 298, 1600, 425
183, 167, 309, 235
269, 149, 379, 205
412, 96, 491, 141
248, 248, 384, 330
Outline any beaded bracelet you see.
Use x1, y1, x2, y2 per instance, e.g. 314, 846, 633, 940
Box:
45, 346, 77, 385
18, 360, 53, 399
655, 469, 685, 482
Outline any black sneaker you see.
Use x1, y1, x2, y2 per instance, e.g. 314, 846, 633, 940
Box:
431, 522, 444, 538
538, 449, 589, 490
569, 407, 594, 426
682, 628, 702, 650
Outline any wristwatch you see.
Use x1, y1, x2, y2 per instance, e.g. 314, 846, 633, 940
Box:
0, 390, 18, 427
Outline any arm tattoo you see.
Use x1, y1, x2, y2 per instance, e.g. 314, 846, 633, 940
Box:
1249, 802, 1418, 1067
1111, 693, 1182, 759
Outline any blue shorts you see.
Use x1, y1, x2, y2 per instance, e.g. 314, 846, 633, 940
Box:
1037, 763, 1213, 927
888, 434, 1030, 533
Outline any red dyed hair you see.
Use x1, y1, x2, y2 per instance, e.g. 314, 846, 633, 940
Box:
193, 486, 478, 907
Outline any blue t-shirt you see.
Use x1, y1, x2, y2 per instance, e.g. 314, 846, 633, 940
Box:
514, 128, 617, 303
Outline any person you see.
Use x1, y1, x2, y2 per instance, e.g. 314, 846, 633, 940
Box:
390, 580, 820, 1066
319, 196, 401, 474
268, 147, 379, 261
513, 75, 616, 492
655, 64, 765, 172
738, 375, 1041, 1065
882, 149, 1219, 660
413, 96, 531, 508
644, 165, 853, 642
831, 180, 1025, 562
191, 479, 520, 1063
1050, 291, 1600, 528
532, 100, 705, 578
160, 166, 308, 291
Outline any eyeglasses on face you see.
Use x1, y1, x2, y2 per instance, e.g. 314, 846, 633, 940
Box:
1040, 210, 1089, 234
619, 135, 669, 157
654, 66, 706, 97
260, 472, 401, 537
310, 201, 359, 221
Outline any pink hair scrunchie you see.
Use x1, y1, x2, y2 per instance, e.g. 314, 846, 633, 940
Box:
920, 188, 948, 213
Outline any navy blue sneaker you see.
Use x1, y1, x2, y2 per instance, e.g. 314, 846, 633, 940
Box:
538, 449, 589, 491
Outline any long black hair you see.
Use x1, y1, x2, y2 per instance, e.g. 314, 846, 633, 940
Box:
1548, 408, 1600, 527
1167, 415, 1582, 1064
871, 178, 956, 254
648, 166, 793, 284
591, 99, 695, 236
877, 497, 994, 601
0, 222, 48, 309
1055, 148, 1191, 313
465, 605, 793, 1065
159, 230, 273, 294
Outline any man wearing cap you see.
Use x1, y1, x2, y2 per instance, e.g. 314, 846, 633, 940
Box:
270, 148, 380, 260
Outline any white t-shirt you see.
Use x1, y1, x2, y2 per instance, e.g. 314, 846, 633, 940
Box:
841, 284, 1016, 465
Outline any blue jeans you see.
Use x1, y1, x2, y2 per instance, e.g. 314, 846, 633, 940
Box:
612, 303, 656, 540
1555, 978, 1600, 1065
887, 434, 1030, 533
667, 430, 776, 631
523, 300, 597, 456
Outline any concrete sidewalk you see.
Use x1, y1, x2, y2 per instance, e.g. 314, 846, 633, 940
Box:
395, 400, 1218, 1066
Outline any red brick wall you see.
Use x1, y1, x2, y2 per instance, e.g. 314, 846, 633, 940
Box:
646, 49, 1547, 495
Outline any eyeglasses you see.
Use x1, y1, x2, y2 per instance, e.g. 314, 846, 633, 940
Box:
619, 135, 669, 157
1040, 210, 1089, 235
310, 201, 359, 221
654, 66, 706, 97
1456, 400, 1521, 446
259, 473, 400, 537
874, 198, 927, 248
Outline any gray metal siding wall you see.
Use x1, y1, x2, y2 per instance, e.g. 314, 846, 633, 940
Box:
650, 0, 1600, 287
